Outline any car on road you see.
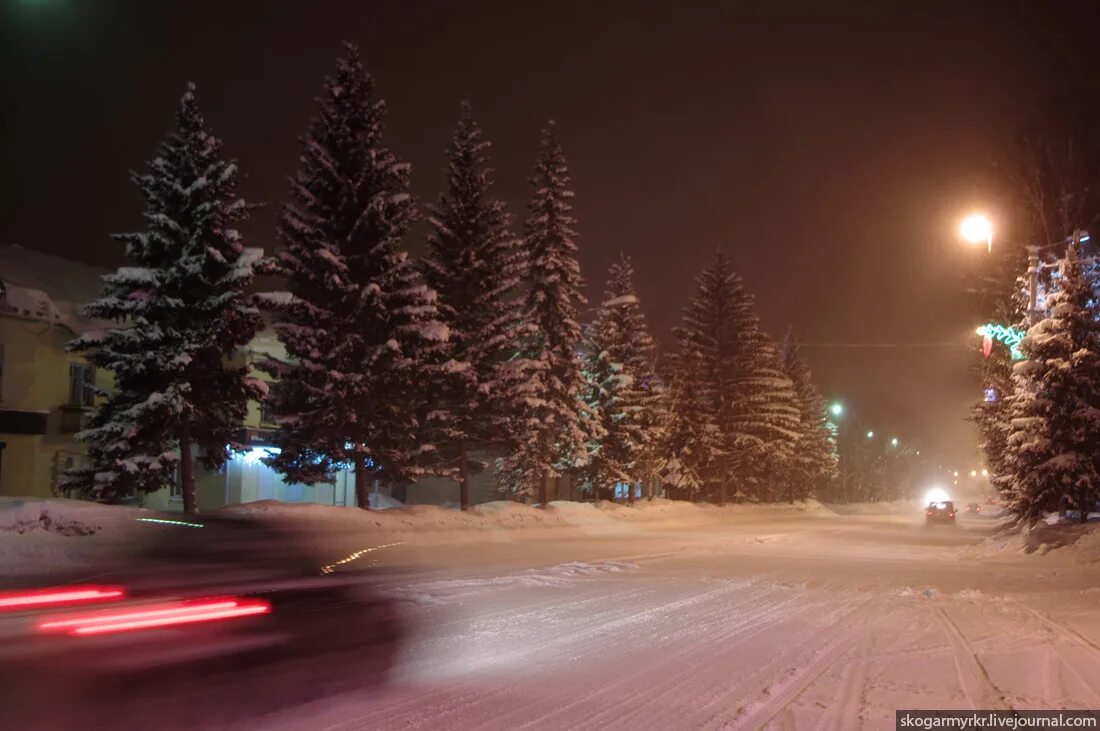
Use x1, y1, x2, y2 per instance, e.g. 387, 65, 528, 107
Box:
925, 500, 956, 525
0, 513, 406, 728
965, 502, 981, 514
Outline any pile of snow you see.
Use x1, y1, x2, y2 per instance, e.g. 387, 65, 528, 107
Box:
0, 497, 143, 536
963, 514, 1100, 561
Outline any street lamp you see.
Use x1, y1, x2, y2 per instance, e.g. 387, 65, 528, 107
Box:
970, 469, 977, 478
890, 437, 899, 448
960, 213, 993, 254
981, 468, 988, 477
866, 431, 874, 439
830, 402, 844, 418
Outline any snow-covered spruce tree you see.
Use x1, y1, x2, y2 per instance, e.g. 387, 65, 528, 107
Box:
971, 343, 1015, 501
497, 122, 593, 504
261, 44, 449, 510
420, 100, 525, 510
658, 361, 713, 502
580, 254, 662, 503
1004, 248, 1100, 525
674, 252, 800, 503
779, 332, 837, 502
66, 84, 266, 512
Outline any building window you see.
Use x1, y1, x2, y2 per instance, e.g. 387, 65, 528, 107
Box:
67, 363, 95, 407
260, 383, 278, 427
169, 464, 183, 501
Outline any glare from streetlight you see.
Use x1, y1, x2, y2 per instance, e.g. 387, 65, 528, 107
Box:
970, 470, 977, 477
830, 402, 844, 418
960, 214, 993, 253
890, 437, 899, 447
953, 471, 959, 477
866, 431, 874, 439
981, 469, 988, 477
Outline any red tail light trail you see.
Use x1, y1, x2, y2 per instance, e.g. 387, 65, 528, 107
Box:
37, 597, 271, 636
0, 586, 125, 611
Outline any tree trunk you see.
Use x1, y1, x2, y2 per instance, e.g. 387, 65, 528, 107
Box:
354, 454, 372, 511
627, 481, 635, 505
718, 478, 727, 506
179, 420, 196, 514
1080, 488, 1089, 524
647, 476, 654, 501
538, 472, 549, 509
458, 442, 471, 511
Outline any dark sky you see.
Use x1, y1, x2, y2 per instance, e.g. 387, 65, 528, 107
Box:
3, 0, 1099, 471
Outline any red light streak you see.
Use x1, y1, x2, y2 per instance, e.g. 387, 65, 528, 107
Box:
0, 586, 125, 611
37, 598, 271, 636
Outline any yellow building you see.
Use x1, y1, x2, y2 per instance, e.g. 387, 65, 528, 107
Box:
0, 244, 109, 499
0, 243, 507, 511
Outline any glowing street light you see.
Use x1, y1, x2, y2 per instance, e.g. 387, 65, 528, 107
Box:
830, 402, 844, 418
970, 470, 977, 477
866, 431, 874, 439
890, 437, 899, 447
953, 471, 959, 478
960, 213, 993, 254
981, 469, 989, 477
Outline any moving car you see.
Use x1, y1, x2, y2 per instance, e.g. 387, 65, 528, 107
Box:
0, 514, 406, 729
965, 502, 981, 514
925, 500, 956, 525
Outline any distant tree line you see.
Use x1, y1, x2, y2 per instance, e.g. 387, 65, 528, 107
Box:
66, 44, 836, 513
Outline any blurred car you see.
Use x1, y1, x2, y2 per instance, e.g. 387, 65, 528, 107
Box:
965, 502, 981, 514
925, 500, 956, 525
0, 514, 406, 727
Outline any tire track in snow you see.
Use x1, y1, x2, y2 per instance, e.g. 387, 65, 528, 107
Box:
814, 633, 872, 731
724, 599, 877, 731
358, 578, 758, 731
501, 585, 817, 731
1011, 602, 1100, 704
930, 604, 1011, 710
615, 592, 870, 731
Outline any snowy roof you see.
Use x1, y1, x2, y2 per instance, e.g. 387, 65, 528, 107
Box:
0, 243, 109, 334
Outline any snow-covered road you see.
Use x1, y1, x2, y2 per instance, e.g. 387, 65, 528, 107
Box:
219, 510, 1100, 731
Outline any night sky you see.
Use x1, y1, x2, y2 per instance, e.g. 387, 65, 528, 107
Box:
4, 1, 1099, 471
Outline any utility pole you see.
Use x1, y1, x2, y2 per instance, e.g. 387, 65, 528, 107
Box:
1027, 245, 1040, 326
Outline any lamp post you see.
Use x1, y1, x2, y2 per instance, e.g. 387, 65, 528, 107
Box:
959, 214, 1089, 326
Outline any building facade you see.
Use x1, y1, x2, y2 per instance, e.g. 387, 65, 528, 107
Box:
0, 244, 512, 511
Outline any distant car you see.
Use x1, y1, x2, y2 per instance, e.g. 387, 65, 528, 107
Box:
965, 502, 981, 514
926, 500, 956, 525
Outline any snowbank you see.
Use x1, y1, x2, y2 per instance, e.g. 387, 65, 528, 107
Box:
963, 515, 1100, 562
0, 497, 145, 535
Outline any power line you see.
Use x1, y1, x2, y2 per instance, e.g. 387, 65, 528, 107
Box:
794, 341, 965, 349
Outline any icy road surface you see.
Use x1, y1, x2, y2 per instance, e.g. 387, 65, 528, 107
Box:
88, 509, 1100, 729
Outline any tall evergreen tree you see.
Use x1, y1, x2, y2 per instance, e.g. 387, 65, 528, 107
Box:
497, 122, 591, 504
1004, 248, 1100, 525
659, 365, 712, 501
66, 84, 266, 513
261, 44, 448, 509
779, 332, 837, 502
580, 254, 662, 502
421, 101, 524, 509
674, 252, 800, 503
